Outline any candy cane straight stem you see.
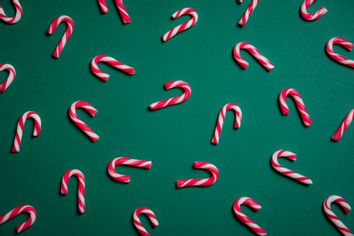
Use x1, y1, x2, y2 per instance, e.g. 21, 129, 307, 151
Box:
97, 0, 131, 24
323, 195, 353, 236
233, 197, 267, 236
325, 37, 354, 68
61, 169, 86, 214
0, 0, 23, 24
0, 205, 37, 234
12, 111, 41, 153
0, 63, 16, 93
332, 109, 354, 142
300, 0, 327, 21
238, 0, 260, 27
162, 8, 198, 42
176, 161, 219, 188
132, 207, 159, 236
108, 157, 152, 183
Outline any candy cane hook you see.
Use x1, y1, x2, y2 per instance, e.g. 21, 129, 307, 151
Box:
332, 109, 354, 142
162, 8, 198, 42
176, 161, 219, 188
11, 111, 41, 153
90, 55, 135, 82
98, 0, 131, 24
0, 63, 16, 93
270, 150, 312, 185
61, 169, 86, 214
0, 205, 37, 234
47, 15, 74, 59
300, 0, 327, 21
149, 80, 191, 111
237, 0, 260, 27
233, 197, 267, 236
211, 103, 242, 145
68, 100, 99, 142
278, 88, 312, 127
0, 0, 23, 24
325, 37, 354, 68
132, 207, 159, 236
108, 157, 152, 183
323, 195, 353, 236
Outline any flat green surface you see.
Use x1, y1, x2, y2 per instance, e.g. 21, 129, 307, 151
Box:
0, 0, 353, 235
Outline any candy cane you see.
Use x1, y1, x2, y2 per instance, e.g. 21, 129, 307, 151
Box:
47, 15, 74, 59
270, 150, 312, 185
176, 161, 219, 188
323, 195, 353, 236
98, 0, 131, 24
11, 111, 41, 153
0, 63, 16, 93
108, 157, 152, 183
149, 80, 191, 111
300, 0, 327, 21
61, 169, 86, 214
162, 8, 198, 42
132, 207, 159, 236
278, 88, 312, 127
90, 55, 135, 82
0, 0, 23, 24
233, 42, 274, 71
0, 205, 36, 234
211, 103, 242, 145
233, 197, 267, 236
332, 109, 354, 142
237, 0, 259, 27
325, 37, 354, 68
68, 100, 99, 142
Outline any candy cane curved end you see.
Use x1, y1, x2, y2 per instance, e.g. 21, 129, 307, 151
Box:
0, 205, 37, 234
132, 207, 159, 236
300, 0, 327, 21
332, 109, 354, 142
98, 0, 131, 24
0, 63, 16, 93
61, 169, 86, 214
237, 0, 260, 27
325, 37, 354, 68
0, 0, 23, 24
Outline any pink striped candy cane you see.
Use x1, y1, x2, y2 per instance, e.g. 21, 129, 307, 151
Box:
11, 111, 41, 153
0, 205, 37, 234
61, 169, 86, 214
162, 8, 198, 42
237, 0, 260, 27
98, 0, 131, 24
300, 0, 327, 21
0, 63, 16, 93
176, 161, 219, 188
132, 207, 159, 236
68, 100, 99, 142
233, 197, 267, 236
325, 37, 354, 68
332, 109, 354, 142
323, 195, 353, 236
211, 103, 242, 145
149, 80, 191, 111
108, 157, 152, 183
233, 42, 274, 71
90, 55, 135, 82
279, 88, 312, 127
0, 0, 23, 24
270, 150, 312, 185
47, 15, 74, 59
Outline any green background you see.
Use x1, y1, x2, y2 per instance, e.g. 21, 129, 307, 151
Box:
0, 0, 353, 235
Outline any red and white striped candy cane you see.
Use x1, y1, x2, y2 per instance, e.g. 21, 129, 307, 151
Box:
98, 0, 131, 24
325, 37, 354, 68
270, 150, 312, 185
300, 0, 327, 21
176, 161, 219, 188
149, 80, 191, 111
162, 8, 198, 42
47, 15, 74, 59
323, 195, 353, 236
90, 55, 135, 82
61, 169, 86, 214
233, 42, 274, 72
237, 0, 260, 27
279, 88, 312, 127
108, 157, 152, 183
332, 109, 354, 142
68, 100, 99, 142
211, 103, 242, 145
233, 197, 267, 236
11, 111, 41, 153
0, 205, 37, 234
0, 63, 16, 93
0, 0, 23, 24
132, 207, 159, 236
